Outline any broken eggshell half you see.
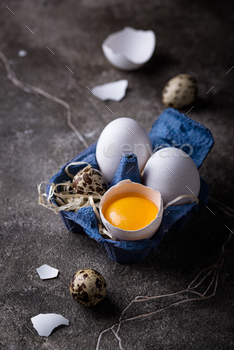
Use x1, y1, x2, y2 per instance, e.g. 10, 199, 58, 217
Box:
100, 180, 163, 241
102, 27, 156, 71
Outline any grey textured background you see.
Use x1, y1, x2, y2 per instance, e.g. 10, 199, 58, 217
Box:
0, 1, 234, 349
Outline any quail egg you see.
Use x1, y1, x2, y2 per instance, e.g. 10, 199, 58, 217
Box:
73, 165, 108, 196
162, 74, 198, 109
69, 269, 107, 307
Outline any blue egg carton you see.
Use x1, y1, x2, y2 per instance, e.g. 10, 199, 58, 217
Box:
47, 108, 214, 263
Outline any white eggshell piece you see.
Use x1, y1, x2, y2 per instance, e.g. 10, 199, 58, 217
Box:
31, 313, 69, 337
100, 180, 163, 241
102, 27, 156, 71
96, 118, 153, 183
91, 79, 128, 101
142, 147, 200, 206
36, 264, 59, 280
18, 50, 27, 57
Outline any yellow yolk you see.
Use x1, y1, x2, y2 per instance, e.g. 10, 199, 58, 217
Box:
103, 194, 158, 231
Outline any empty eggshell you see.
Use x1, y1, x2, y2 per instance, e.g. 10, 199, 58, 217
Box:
96, 118, 153, 183
162, 74, 198, 109
102, 27, 156, 71
142, 147, 200, 206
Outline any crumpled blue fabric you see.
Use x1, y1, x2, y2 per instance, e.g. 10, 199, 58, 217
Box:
47, 108, 214, 263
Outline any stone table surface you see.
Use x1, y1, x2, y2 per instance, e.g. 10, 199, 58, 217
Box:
0, 1, 234, 349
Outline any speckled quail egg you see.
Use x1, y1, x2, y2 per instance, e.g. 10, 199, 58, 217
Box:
73, 165, 108, 195
70, 269, 107, 307
162, 74, 198, 109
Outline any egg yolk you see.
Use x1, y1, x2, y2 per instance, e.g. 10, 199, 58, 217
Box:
103, 194, 158, 231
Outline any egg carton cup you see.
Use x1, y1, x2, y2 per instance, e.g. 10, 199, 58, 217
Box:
46, 108, 214, 263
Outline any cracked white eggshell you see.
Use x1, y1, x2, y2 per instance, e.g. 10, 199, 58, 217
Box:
96, 118, 152, 183
18, 50, 27, 57
102, 27, 156, 71
142, 147, 200, 206
31, 313, 69, 337
91, 79, 128, 101
36, 264, 59, 280
100, 180, 163, 241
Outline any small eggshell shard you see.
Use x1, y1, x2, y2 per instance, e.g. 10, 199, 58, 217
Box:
18, 50, 27, 57
142, 147, 200, 206
84, 130, 96, 138
91, 80, 128, 101
96, 118, 153, 183
31, 313, 69, 337
102, 26, 156, 71
70, 269, 107, 307
36, 264, 59, 280
162, 74, 198, 109
73, 165, 108, 195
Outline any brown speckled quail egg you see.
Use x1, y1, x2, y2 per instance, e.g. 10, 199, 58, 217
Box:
73, 165, 108, 196
69, 269, 107, 307
162, 74, 198, 109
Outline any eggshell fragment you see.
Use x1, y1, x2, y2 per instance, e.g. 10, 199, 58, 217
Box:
96, 118, 153, 183
70, 269, 107, 307
18, 50, 27, 57
102, 27, 156, 71
31, 313, 69, 337
36, 264, 59, 280
142, 147, 200, 206
91, 80, 128, 101
162, 74, 198, 109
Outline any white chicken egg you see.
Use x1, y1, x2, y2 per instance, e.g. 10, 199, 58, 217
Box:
96, 118, 152, 183
142, 147, 200, 206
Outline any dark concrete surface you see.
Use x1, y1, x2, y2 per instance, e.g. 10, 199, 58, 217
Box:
1, 1, 234, 349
